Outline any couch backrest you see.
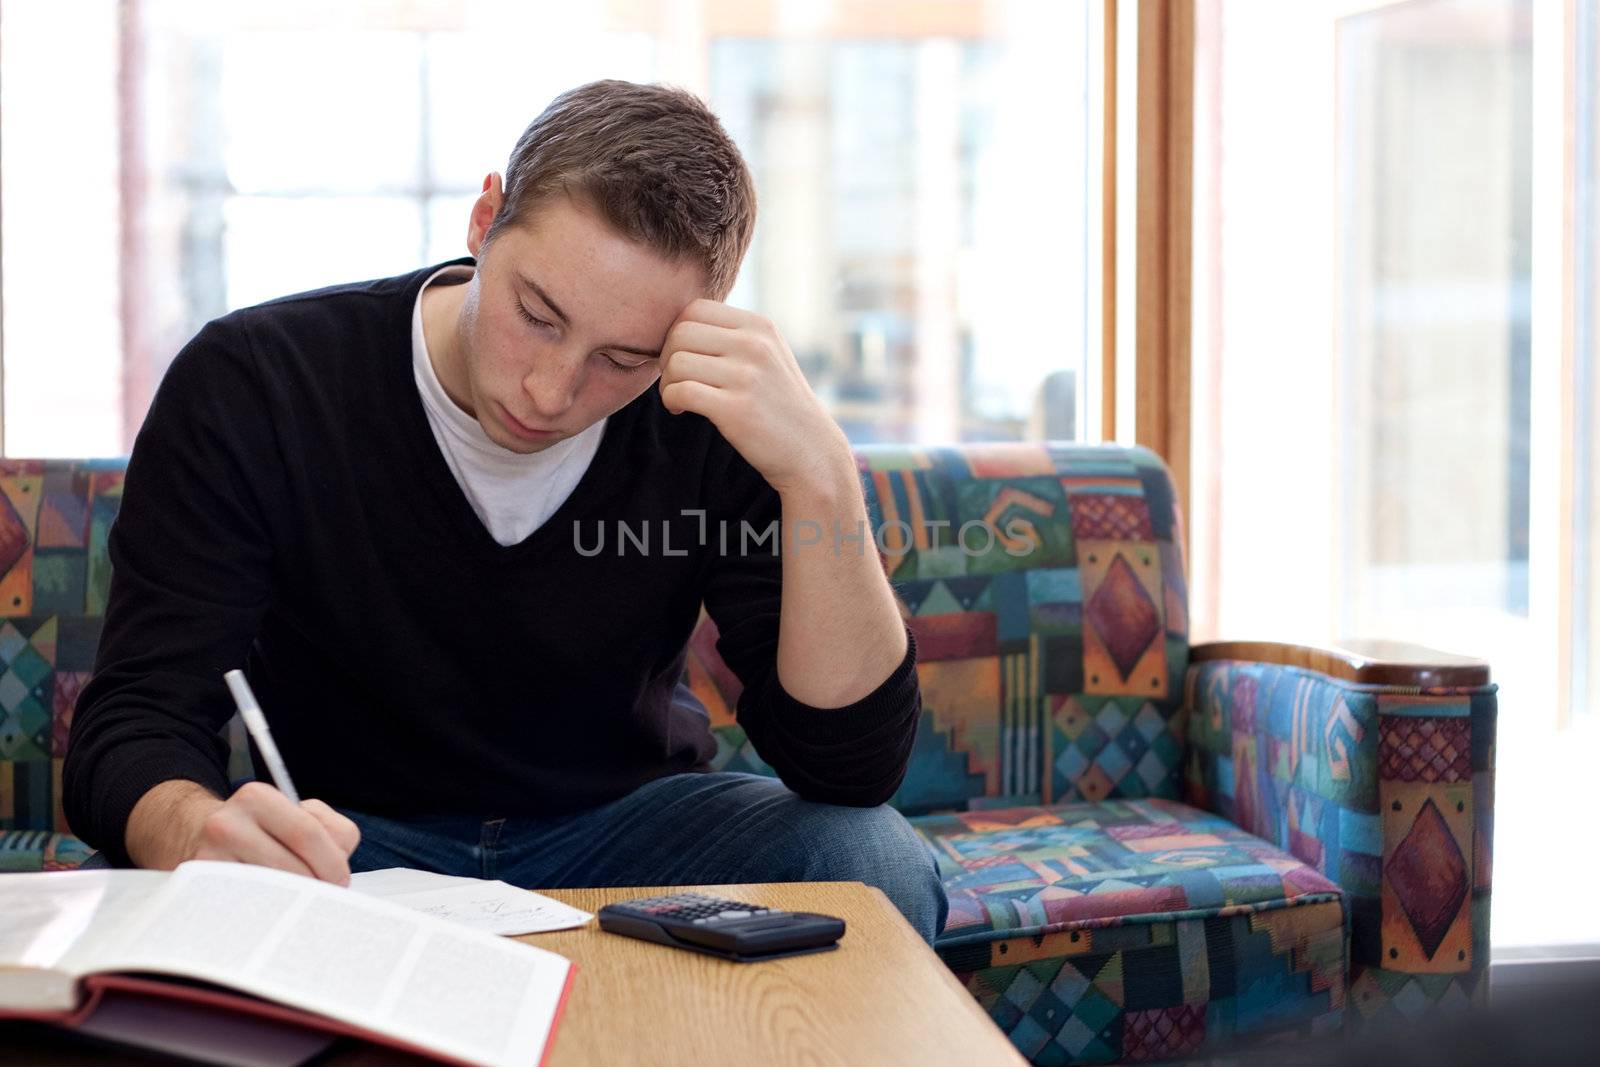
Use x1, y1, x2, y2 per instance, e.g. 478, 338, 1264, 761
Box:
0, 460, 125, 834
686, 442, 1191, 815
0, 443, 1190, 836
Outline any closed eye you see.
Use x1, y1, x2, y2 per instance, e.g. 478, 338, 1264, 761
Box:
515, 295, 650, 372
515, 302, 554, 330
604, 354, 650, 373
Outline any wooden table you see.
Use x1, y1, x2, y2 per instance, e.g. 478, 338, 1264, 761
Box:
526, 881, 1024, 1067
4, 881, 1024, 1067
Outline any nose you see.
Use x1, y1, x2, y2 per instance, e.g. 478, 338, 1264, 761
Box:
521, 347, 585, 421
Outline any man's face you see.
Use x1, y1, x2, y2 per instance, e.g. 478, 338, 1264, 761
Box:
452, 185, 708, 454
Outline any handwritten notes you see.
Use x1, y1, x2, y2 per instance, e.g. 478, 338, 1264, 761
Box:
349, 869, 592, 936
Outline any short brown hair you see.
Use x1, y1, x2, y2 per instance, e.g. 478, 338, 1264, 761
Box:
484, 80, 757, 299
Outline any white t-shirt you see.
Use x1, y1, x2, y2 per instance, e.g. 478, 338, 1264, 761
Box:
411, 264, 607, 546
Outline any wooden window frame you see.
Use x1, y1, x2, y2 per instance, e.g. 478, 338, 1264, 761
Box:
1102, 0, 1196, 541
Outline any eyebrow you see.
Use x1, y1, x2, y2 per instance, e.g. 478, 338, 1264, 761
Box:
516, 273, 661, 359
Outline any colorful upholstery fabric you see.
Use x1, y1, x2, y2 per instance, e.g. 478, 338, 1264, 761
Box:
687, 443, 1191, 814
0, 828, 94, 871
0, 461, 125, 845
912, 798, 1347, 1062
1183, 658, 1497, 1028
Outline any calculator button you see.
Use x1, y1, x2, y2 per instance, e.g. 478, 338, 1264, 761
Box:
717, 910, 751, 920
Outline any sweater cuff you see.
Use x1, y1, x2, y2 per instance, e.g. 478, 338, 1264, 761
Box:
764, 624, 920, 746
78, 739, 232, 869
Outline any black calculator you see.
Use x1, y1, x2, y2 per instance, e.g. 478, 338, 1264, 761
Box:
597, 891, 846, 962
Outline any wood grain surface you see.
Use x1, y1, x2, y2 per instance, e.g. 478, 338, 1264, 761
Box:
1191, 637, 1491, 687
526, 881, 1022, 1067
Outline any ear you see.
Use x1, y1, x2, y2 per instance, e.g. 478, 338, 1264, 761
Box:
466, 173, 506, 259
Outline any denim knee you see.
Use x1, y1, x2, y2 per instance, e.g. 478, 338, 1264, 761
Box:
790, 802, 949, 946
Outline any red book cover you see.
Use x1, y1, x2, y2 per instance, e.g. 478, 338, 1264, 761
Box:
2, 963, 577, 1067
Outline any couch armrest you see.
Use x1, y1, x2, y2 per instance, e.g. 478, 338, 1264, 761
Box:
1192, 638, 1490, 688
1183, 639, 1496, 1026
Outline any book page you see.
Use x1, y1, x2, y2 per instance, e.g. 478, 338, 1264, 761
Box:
0, 870, 168, 1013
91, 861, 571, 1067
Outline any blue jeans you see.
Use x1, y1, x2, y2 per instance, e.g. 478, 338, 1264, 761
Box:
87, 772, 949, 944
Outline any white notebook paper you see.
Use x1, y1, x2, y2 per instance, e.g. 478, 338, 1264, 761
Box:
349, 869, 593, 936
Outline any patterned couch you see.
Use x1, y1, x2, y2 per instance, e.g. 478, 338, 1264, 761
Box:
0, 446, 1496, 1064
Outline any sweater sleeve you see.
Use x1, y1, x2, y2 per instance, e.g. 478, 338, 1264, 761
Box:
699, 442, 921, 807
63, 316, 279, 867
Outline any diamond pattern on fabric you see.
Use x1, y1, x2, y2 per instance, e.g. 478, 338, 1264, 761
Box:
1380, 717, 1471, 783
1186, 657, 1497, 1042
1069, 494, 1155, 542
1122, 1005, 1205, 1062
950, 898, 1346, 1066
1085, 554, 1160, 681
1385, 797, 1468, 958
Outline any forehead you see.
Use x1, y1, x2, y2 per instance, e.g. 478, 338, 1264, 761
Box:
495, 196, 708, 323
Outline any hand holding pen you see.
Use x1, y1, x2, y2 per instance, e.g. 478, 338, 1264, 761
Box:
150, 670, 362, 884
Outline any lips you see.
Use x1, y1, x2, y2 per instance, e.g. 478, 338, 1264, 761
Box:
498, 404, 558, 441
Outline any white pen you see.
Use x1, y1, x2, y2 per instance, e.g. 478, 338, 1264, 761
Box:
224, 669, 301, 805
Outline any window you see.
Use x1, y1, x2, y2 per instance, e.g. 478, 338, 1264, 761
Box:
0, 0, 1103, 455
1191, 0, 1600, 950
1575, 0, 1599, 754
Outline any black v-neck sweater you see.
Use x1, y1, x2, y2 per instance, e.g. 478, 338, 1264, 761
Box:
63, 259, 921, 867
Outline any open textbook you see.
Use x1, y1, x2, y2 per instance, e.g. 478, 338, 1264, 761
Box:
0, 861, 575, 1067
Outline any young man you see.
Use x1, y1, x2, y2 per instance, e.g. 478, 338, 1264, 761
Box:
63, 80, 947, 944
